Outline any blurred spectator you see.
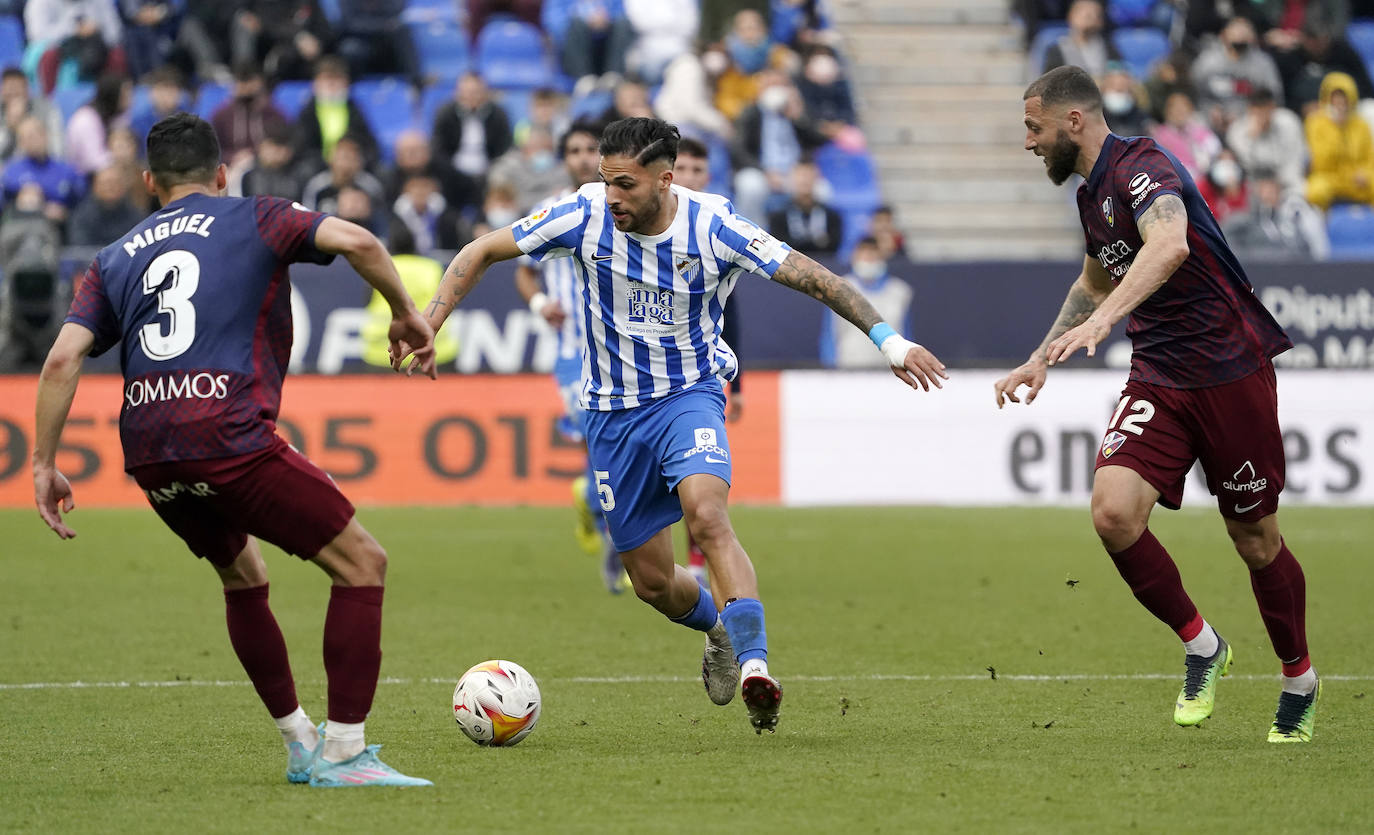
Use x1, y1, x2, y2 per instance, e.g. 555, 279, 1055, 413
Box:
625, 0, 700, 84
335, 0, 419, 83
1222, 167, 1330, 260
231, 1, 333, 83
1271, 21, 1374, 115
334, 182, 385, 234
130, 66, 190, 147
732, 71, 828, 221
473, 181, 521, 236
1190, 17, 1285, 129
106, 125, 152, 211
796, 45, 855, 128
211, 62, 290, 166
1182, 0, 1269, 45
1226, 87, 1306, 195
723, 8, 776, 76
466, 0, 542, 38
1041, 0, 1120, 79
65, 73, 132, 176
1101, 65, 1152, 137
391, 173, 467, 252
0, 183, 64, 370
301, 134, 386, 214
0, 67, 64, 163
174, 0, 236, 83
1013, 0, 1066, 48
767, 160, 842, 255
702, 42, 758, 122
561, 0, 633, 86
362, 221, 459, 369
656, 52, 733, 140
488, 126, 570, 212
67, 164, 146, 245
819, 237, 912, 369
514, 88, 571, 151
293, 56, 380, 175
2, 116, 85, 221
1259, 0, 1351, 50
1304, 71, 1374, 209
432, 72, 513, 182
1198, 149, 1249, 225
24, 0, 125, 92
868, 205, 906, 260
1151, 91, 1221, 181
699, 0, 767, 44
598, 79, 655, 127
672, 136, 712, 190
233, 126, 304, 199
1142, 52, 1195, 124
383, 129, 480, 214
120, 0, 183, 81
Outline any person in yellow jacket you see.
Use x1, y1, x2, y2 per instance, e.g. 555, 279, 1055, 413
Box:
1304, 71, 1374, 210
361, 224, 460, 368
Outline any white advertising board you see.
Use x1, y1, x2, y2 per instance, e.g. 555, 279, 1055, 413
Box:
780, 370, 1372, 507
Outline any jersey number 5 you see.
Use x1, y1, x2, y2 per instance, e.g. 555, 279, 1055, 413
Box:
139, 250, 200, 361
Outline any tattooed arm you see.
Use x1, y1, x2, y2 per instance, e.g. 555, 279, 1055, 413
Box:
771, 249, 948, 391
422, 227, 525, 329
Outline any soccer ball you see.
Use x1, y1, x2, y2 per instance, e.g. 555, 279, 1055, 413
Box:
452, 660, 542, 747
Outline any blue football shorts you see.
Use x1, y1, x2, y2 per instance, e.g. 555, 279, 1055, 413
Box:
582, 378, 732, 552
552, 354, 585, 441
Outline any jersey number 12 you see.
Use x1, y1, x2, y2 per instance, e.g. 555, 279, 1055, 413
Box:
139, 250, 200, 361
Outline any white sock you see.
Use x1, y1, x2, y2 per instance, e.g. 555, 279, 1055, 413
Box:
740, 658, 769, 679
322, 720, 366, 762
273, 706, 317, 749
1282, 667, 1318, 695
1183, 621, 1219, 658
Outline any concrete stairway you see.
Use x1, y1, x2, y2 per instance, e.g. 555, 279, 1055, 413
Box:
828, 0, 1082, 261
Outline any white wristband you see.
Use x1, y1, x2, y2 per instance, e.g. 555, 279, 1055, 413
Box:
879, 334, 919, 368
528, 292, 549, 316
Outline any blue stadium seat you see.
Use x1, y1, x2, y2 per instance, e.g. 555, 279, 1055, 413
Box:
568, 89, 611, 120
1107, 0, 1161, 27
813, 143, 881, 214
1349, 20, 1374, 82
352, 77, 417, 162
195, 82, 232, 119
1027, 24, 1069, 76
0, 15, 23, 67
475, 18, 554, 89
1112, 27, 1170, 79
837, 209, 872, 261
271, 80, 313, 119
541, 0, 577, 45
1326, 204, 1374, 260
419, 80, 454, 127
403, 0, 461, 23
706, 136, 733, 198
497, 87, 533, 127
409, 20, 469, 82
318, 0, 342, 24
52, 83, 94, 122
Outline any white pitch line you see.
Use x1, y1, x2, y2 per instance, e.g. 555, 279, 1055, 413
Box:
2, 673, 1373, 691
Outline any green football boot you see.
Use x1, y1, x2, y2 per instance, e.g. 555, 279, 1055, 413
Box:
1173, 635, 1232, 726
1268, 677, 1320, 743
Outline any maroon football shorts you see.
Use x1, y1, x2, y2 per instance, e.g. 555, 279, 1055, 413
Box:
130, 436, 356, 567
1094, 362, 1283, 522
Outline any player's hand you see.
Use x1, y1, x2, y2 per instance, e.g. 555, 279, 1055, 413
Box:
541, 300, 567, 329
890, 344, 948, 392
1044, 317, 1111, 367
34, 465, 76, 539
726, 393, 744, 422
388, 308, 438, 379
994, 358, 1048, 408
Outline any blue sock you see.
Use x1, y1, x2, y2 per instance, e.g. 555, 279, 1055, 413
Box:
583, 463, 606, 532
720, 598, 767, 664
669, 583, 719, 632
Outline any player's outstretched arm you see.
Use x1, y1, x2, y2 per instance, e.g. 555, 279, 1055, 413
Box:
994, 256, 1114, 408
514, 260, 566, 328
314, 216, 439, 379
1043, 194, 1189, 367
772, 250, 947, 391
33, 323, 95, 539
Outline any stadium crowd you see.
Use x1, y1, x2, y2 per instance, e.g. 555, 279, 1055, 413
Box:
0, 0, 913, 369
1019, 0, 1374, 260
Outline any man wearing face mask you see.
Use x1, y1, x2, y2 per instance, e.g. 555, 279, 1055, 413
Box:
1303, 71, 1374, 209
1226, 87, 1305, 196
1042, 0, 1121, 79
733, 72, 828, 222
1100, 65, 1152, 138
1190, 17, 1285, 128
211, 62, 290, 166
796, 45, 855, 128
292, 57, 380, 178
819, 238, 912, 369
487, 126, 571, 213
1198, 150, 1249, 225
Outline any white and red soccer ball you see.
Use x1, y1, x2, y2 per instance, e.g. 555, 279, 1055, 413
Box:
453, 660, 542, 747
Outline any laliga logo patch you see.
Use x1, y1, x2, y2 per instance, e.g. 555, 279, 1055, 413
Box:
518, 207, 550, 230
1101, 430, 1128, 458
1101, 197, 1114, 226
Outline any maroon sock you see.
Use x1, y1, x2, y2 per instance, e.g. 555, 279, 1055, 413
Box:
1250, 541, 1309, 674
224, 584, 299, 719
323, 585, 384, 724
1107, 529, 1200, 637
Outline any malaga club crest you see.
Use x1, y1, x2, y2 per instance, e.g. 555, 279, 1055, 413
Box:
1101, 430, 1128, 459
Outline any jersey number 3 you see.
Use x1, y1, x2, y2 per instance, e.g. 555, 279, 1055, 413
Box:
139, 250, 200, 361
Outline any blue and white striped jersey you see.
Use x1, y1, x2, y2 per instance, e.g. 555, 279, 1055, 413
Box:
527, 189, 584, 361
511, 183, 789, 411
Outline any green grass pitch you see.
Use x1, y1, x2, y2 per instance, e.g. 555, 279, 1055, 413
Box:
3, 506, 1371, 833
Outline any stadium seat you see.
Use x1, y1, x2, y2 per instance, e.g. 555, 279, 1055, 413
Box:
1112, 27, 1171, 79
497, 87, 533, 128
194, 82, 232, 119
813, 143, 881, 214
838, 209, 873, 261
409, 20, 470, 82
0, 15, 23, 67
271, 80, 313, 119
541, 0, 577, 45
706, 136, 734, 198
402, 0, 462, 23
1349, 20, 1374, 82
52, 83, 94, 123
568, 89, 611, 120
1326, 204, 1374, 259
352, 77, 417, 162
475, 18, 554, 89
1107, 0, 1161, 27
419, 80, 454, 127
1026, 24, 1069, 78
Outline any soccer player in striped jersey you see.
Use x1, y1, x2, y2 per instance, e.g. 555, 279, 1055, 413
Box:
399, 118, 947, 734
513, 122, 629, 591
